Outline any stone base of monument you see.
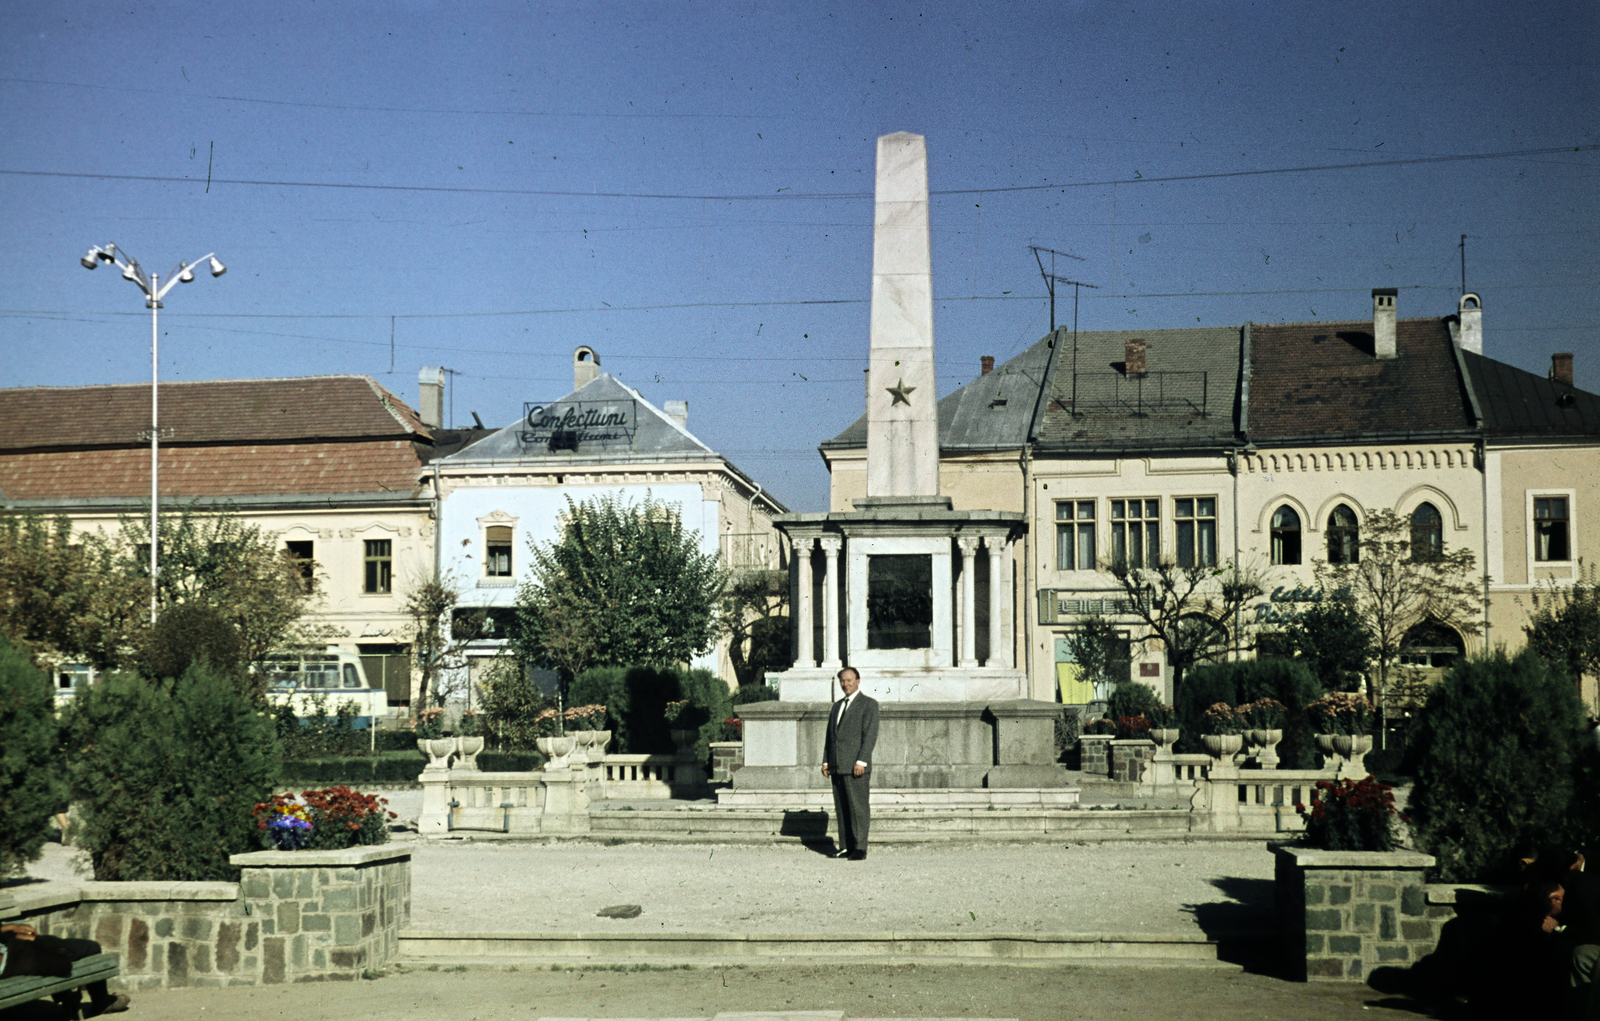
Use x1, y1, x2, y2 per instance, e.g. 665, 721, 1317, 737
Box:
774, 666, 1028, 702
732, 698, 1075, 791
716, 786, 1080, 808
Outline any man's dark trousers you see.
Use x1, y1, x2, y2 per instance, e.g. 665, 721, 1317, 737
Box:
823, 692, 879, 854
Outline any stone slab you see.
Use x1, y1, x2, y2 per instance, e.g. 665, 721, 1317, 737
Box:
715, 788, 1081, 809
1277, 848, 1434, 869
230, 846, 413, 868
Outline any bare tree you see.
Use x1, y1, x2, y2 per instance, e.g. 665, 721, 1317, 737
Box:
404, 574, 486, 712
1107, 557, 1268, 695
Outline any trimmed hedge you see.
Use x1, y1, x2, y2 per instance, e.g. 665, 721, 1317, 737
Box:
277, 749, 546, 783
1178, 659, 1323, 767
570, 664, 733, 764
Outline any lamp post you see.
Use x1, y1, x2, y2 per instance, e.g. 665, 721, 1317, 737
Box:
80, 244, 226, 623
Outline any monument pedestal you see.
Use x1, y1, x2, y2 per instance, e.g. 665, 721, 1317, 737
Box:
733, 698, 1071, 791
775, 666, 1027, 703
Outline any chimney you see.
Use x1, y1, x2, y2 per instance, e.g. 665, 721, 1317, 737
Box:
1457, 293, 1483, 355
1125, 337, 1147, 377
1551, 353, 1575, 386
1373, 288, 1398, 360
418, 366, 444, 429
664, 400, 689, 431
980, 355, 995, 376
573, 346, 601, 391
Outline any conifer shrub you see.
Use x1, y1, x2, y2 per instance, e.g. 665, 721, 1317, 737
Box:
569, 664, 733, 764
0, 639, 61, 879
1408, 651, 1594, 882
63, 665, 279, 881
1107, 680, 1160, 723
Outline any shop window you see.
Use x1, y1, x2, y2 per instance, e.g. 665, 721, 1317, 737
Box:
1534, 497, 1571, 562
1326, 505, 1360, 565
485, 525, 513, 576
1055, 500, 1096, 571
1271, 506, 1302, 565
1111, 498, 1159, 569
364, 539, 392, 594
1175, 497, 1217, 568
1410, 503, 1444, 561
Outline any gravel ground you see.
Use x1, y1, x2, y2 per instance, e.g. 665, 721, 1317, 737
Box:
13, 837, 1277, 939
404, 839, 1277, 936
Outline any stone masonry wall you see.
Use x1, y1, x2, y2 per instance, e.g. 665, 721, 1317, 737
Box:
3, 846, 409, 991
1275, 846, 1436, 981
1109, 739, 1154, 784
1079, 734, 1112, 778
233, 846, 411, 983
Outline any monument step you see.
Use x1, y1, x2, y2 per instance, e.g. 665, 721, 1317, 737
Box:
396, 928, 1268, 967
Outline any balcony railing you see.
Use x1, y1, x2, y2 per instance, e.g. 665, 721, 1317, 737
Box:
1068, 370, 1208, 417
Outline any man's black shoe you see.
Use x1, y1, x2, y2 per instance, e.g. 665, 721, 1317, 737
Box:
847, 850, 868, 861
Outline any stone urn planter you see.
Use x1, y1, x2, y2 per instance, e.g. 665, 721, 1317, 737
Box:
419, 737, 456, 770
1251, 728, 1284, 769
587, 730, 613, 758
1201, 733, 1243, 760
670, 728, 700, 756
1332, 734, 1373, 775
1149, 727, 1180, 748
537, 735, 577, 770
453, 735, 485, 771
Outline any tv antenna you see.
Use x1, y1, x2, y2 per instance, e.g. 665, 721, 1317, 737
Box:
1030, 246, 1090, 333
1458, 234, 1482, 295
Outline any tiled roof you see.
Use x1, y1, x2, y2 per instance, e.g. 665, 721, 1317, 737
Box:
1033, 327, 1243, 450
0, 376, 428, 452
0, 441, 429, 502
821, 335, 1056, 451
1247, 318, 1475, 440
1462, 351, 1600, 438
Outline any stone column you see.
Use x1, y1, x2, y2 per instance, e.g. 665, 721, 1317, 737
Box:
987, 538, 1006, 668
819, 535, 843, 670
794, 537, 814, 668
957, 536, 979, 668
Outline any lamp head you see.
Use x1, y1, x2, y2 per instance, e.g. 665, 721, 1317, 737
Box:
81, 249, 100, 270
178, 264, 195, 284
208, 256, 226, 278
121, 264, 139, 282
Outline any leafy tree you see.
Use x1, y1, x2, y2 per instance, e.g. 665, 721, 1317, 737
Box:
476, 655, 551, 750
1106, 679, 1159, 722
515, 493, 728, 693
0, 514, 144, 669
0, 637, 62, 879
1315, 509, 1481, 712
1524, 566, 1600, 694
1270, 593, 1374, 693
1407, 651, 1592, 882
1062, 610, 1126, 701
1107, 557, 1267, 696
722, 569, 791, 688
138, 601, 246, 682
63, 665, 279, 881
403, 575, 487, 711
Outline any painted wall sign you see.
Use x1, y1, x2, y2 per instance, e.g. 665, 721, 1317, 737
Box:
1252, 584, 1351, 624
518, 400, 637, 450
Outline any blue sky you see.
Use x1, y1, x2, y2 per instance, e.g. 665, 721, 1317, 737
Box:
2, 1, 1595, 510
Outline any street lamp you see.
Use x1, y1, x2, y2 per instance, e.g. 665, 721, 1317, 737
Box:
80, 243, 226, 623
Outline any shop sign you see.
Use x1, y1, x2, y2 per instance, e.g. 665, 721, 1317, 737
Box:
518, 400, 636, 450
1252, 584, 1351, 624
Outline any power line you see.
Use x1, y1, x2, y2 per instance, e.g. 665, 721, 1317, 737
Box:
2, 144, 1590, 203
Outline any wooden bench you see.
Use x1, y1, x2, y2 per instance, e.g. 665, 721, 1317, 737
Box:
0, 952, 120, 1017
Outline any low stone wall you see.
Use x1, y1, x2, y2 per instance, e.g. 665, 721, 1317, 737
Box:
0, 846, 409, 990
1079, 734, 1112, 778
1109, 739, 1154, 783
710, 741, 743, 782
1274, 846, 1435, 981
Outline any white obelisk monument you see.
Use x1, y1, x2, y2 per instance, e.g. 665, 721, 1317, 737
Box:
866, 132, 940, 498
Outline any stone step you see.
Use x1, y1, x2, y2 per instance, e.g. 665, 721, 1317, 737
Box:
397, 929, 1267, 967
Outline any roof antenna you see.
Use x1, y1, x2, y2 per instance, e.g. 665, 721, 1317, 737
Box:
470, 411, 484, 430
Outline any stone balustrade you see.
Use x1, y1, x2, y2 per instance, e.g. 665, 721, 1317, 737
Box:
1190, 764, 1323, 834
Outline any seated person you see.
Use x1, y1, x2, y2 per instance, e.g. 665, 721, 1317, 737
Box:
0, 923, 129, 1017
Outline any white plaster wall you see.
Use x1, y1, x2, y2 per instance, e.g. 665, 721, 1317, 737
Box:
438, 481, 721, 673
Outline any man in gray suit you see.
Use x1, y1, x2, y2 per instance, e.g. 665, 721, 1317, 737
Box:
821, 666, 879, 860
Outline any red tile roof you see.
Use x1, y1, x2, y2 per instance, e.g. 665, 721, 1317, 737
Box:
0, 441, 428, 501
0, 376, 428, 452
1248, 318, 1475, 439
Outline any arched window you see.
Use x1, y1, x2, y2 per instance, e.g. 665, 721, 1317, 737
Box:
1327, 505, 1360, 565
1271, 506, 1302, 565
1410, 503, 1443, 560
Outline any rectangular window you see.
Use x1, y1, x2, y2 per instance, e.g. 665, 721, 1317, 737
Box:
364, 539, 392, 594
485, 525, 513, 577
1111, 499, 1160, 569
1534, 497, 1571, 562
1175, 497, 1217, 568
284, 540, 315, 592
1055, 500, 1097, 571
